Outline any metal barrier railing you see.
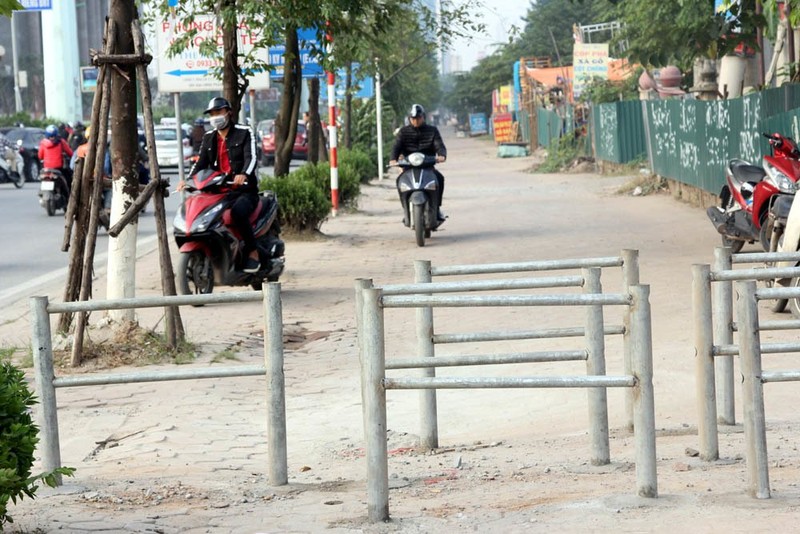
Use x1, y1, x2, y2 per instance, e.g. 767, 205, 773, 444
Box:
693, 247, 800, 461
30, 285, 288, 486
359, 250, 639, 450
734, 281, 800, 499
356, 265, 657, 522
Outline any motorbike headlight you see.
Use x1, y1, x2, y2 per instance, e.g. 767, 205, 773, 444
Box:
191, 203, 223, 233
407, 153, 425, 167
398, 181, 412, 192
765, 162, 796, 193
424, 181, 438, 190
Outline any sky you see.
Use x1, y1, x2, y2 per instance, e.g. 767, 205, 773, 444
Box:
448, 0, 532, 72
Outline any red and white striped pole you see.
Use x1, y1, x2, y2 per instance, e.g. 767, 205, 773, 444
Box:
325, 26, 339, 216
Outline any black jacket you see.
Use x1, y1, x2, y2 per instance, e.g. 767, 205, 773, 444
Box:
390, 123, 447, 161
189, 124, 258, 193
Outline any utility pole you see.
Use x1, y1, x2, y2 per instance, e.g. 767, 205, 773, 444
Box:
106, 0, 140, 324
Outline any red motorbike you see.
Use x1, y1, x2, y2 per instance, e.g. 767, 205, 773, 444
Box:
173, 168, 285, 297
707, 132, 800, 252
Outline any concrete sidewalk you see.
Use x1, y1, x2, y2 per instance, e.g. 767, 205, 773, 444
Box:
6, 134, 800, 533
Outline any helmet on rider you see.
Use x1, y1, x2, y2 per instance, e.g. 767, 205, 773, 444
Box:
45, 125, 59, 139
204, 97, 232, 114
408, 104, 426, 119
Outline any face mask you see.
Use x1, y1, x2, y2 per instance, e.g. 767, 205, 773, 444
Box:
209, 115, 229, 130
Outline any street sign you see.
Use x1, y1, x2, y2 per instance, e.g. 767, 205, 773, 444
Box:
15, 0, 52, 11
80, 66, 98, 93
323, 63, 374, 101
268, 28, 324, 80
156, 15, 271, 93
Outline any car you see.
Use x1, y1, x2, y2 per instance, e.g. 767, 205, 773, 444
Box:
153, 126, 193, 168
259, 120, 307, 167
2, 127, 46, 182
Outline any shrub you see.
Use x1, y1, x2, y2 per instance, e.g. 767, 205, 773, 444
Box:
1, 362, 74, 527
537, 134, 587, 173
339, 148, 375, 183
294, 161, 361, 209
259, 174, 330, 232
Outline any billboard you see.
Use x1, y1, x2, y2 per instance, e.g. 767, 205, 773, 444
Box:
573, 43, 608, 98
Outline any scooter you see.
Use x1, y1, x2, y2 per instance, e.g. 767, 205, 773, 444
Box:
0, 148, 25, 188
707, 132, 800, 252
38, 168, 70, 216
394, 152, 443, 247
173, 168, 285, 299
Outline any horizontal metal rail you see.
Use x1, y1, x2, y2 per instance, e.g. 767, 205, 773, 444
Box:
732, 320, 800, 332
379, 275, 584, 296
714, 342, 800, 356
47, 290, 261, 313
383, 375, 636, 390
430, 256, 623, 277
732, 251, 800, 264
386, 350, 587, 370
757, 286, 800, 300
381, 293, 631, 309
433, 325, 626, 344
710, 267, 800, 282
52, 365, 267, 388
761, 370, 800, 383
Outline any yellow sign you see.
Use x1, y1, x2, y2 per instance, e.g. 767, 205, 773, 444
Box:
573, 43, 608, 98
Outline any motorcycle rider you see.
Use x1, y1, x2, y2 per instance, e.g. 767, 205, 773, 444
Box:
389, 104, 448, 222
179, 96, 261, 273
38, 124, 74, 186
0, 132, 19, 175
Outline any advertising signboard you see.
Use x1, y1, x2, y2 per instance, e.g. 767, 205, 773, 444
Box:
269, 27, 324, 80
156, 15, 271, 93
492, 113, 514, 143
469, 113, 488, 135
573, 43, 608, 98
15, 0, 52, 10
80, 66, 98, 93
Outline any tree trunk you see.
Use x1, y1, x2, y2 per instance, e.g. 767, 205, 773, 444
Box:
106, 0, 139, 324
307, 78, 320, 164
274, 26, 301, 177
344, 62, 352, 150
222, 0, 242, 116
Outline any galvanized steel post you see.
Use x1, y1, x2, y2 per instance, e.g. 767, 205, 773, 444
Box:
415, 260, 438, 449
621, 249, 639, 431
735, 281, 771, 499
693, 264, 719, 461
30, 296, 63, 484
713, 247, 735, 425
583, 268, 610, 465
265, 283, 287, 485
629, 285, 658, 497
362, 287, 390, 522
354, 278, 373, 430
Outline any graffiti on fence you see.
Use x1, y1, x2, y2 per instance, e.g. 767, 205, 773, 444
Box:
598, 105, 618, 161
680, 141, 700, 172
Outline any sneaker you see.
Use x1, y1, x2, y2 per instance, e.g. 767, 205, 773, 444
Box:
243, 257, 261, 273
437, 209, 447, 222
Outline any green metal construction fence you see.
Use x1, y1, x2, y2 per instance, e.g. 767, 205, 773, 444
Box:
534, 84, 800, 194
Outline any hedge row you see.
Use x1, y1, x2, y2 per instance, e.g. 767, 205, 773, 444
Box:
258, 148, 372, 233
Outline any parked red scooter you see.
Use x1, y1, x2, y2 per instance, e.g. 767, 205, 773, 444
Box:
173, 168, 285, 298
707, 132, 800, 252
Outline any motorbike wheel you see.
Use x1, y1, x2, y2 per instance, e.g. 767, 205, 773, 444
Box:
46, 197, 56, 216
789, 277, 800, 319
721, 235, 744, 254
413, 204, 425, 247
759, 216, 773, 252
13, 172, 24, 189
177, 251, 214, 306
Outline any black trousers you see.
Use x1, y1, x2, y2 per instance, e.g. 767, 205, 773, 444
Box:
434, 169, 445, 208
230, 191, 259, 256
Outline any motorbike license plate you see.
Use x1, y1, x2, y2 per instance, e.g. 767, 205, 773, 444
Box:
40, 181, 55, 191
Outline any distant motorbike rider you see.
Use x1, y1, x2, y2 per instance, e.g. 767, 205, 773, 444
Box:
0, 132, 19, 175
38, 124, 74, 186
389, 104, 447, 221
179, 96, 261, 273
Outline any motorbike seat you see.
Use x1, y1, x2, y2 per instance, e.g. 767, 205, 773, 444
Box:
728, 159, 766, 186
